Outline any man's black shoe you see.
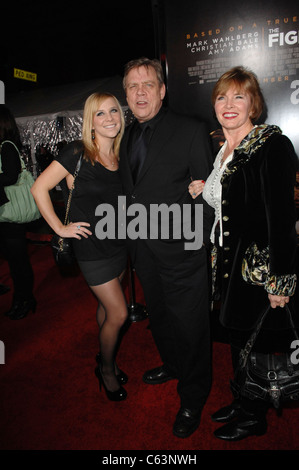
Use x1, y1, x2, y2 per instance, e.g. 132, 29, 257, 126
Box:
142, 366, 174, 385
173, 407, 202, 438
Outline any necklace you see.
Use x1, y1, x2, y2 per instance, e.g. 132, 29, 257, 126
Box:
96, 147, 117, 168
102, 156, 117, 169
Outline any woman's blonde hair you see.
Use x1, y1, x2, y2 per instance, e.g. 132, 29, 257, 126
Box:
212, 66, 265, 122
82, 92, 125, 164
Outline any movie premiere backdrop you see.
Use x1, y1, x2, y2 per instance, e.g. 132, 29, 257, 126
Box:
156, 0, 299, 157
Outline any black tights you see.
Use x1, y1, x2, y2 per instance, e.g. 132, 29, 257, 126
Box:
90, 273, 128, 392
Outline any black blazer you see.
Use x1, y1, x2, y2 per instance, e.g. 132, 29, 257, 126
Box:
119, 108, 214, 263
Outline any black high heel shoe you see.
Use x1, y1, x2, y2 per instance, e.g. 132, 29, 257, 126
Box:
5, 297, 37, 320
95, 353, 128, 385
95, 365, 127, 401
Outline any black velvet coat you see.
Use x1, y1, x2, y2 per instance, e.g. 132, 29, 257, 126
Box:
216, 125, 298, 331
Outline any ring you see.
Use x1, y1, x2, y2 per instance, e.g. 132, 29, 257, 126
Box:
280, 302, 284, 308
192, 192, 196, 196
77, 225, 81, 229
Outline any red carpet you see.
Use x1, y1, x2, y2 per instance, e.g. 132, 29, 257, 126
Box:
1, 242, 298, 454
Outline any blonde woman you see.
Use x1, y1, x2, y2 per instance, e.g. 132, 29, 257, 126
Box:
31, 93, 128, 401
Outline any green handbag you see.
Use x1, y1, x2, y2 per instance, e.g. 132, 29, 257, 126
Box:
0, 140, 41, 224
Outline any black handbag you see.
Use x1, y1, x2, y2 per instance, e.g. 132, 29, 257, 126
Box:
51, 154, 82, 267
230, 304, 299, 410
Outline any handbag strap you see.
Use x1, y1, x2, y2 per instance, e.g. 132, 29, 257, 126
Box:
63, 153, 83, 225
239, 303, 299, 369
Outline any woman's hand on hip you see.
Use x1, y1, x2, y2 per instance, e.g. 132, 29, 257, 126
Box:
58, 222, 92, 240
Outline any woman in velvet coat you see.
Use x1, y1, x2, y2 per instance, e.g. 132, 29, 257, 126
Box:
189, 66, 298, 441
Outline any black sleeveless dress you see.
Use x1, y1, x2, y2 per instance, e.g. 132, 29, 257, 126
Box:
55, 141, 127, 285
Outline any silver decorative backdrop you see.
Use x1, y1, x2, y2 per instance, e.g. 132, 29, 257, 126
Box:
16, 108, 134, 177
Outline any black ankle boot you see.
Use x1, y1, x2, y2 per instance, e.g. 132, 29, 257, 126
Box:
211, 399, 242, 423
214, 409, 267, 441
6, 297, 37, 320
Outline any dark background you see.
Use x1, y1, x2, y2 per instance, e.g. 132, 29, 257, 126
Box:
3, 0, 298, 159
1, 0, 158, 94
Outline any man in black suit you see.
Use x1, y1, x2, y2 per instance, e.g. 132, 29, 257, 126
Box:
119, 57, 214, 438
